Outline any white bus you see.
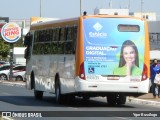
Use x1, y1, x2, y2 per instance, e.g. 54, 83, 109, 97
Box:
24, 15, 150, 105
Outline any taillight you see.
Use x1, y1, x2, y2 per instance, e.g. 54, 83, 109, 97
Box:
142, 64, 148, 81
79, 62, 86, 80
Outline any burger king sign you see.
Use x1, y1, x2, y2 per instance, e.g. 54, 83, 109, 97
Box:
1, 22, 21, 43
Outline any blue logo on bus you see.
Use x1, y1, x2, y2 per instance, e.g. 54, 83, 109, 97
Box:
88, 66, 95, 74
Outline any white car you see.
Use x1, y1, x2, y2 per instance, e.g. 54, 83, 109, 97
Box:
0, 61, 9, 66
0, 64, 11, 71
12, 66, 26, 81
0, 65, 26, 81
0, 69, 10, 80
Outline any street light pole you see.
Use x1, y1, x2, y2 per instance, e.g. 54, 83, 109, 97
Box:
80, 0, 82, 16
9, 43, 14, 81
109, 0, 112, 8
40, 0, 42, 17
141, 0, 143, 18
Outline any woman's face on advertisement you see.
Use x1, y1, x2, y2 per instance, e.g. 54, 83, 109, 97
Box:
123, 46, 136, 63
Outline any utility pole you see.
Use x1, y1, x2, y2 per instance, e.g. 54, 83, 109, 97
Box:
9, 43, 14, 80
141, 0, 143, 18
128, 0, 130, 10
40, 0, 42, 17
109, 0, 112, 8
80, 0, 82, 16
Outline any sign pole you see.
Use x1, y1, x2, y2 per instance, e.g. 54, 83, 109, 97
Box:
9, 43, 14, 80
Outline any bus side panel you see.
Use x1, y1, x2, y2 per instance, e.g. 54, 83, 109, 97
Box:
56, 55, 76, 94
144, 20, 150, 77
27, 55, 55, 93
75, 17, 84, 77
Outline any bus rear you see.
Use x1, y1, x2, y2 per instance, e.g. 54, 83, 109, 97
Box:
75, 15, 150, 104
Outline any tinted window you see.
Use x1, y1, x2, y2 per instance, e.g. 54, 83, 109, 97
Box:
118, 25, 140, 32
13, 66, 26, 71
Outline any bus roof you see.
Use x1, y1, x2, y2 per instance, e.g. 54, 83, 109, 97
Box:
30, 15, 145, 30
30, 17, 79, 30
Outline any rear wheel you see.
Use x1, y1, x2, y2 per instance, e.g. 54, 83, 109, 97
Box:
117, 94, 126, 105
0, 74, 8, 80
16, 76, 23, 81
55, 80, 65, 104
83, 96, 90, 100
107, 94, 117, 105
107, 94, 126, 105
31, 72, 35, 89
34, 90, 43, 100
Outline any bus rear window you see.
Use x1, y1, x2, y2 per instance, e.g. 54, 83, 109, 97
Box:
118, 24, 140, 32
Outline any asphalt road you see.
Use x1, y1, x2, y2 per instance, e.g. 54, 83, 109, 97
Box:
0, 82, 160, 120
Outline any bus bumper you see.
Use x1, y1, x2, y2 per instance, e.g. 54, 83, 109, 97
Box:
74, 77, 150, 95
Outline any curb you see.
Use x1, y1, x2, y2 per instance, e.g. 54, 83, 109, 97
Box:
128, 97, 160, 106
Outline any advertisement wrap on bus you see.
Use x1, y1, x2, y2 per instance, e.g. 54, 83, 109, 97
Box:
83, 18, 145, 82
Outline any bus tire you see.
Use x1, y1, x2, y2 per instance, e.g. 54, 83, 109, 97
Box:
55, 80, 64, 104
31, 72, 35, 89
107, 94, 117, 105
83, 96, 90, 100
34, 90, 43, 100
117, 94, 126, 105
65, 94, 75, 105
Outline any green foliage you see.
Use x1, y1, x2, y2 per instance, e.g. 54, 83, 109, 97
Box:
0, 37, 24, 60
0, 39, 10, 58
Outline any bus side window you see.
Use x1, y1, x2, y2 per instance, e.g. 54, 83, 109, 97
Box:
41, 30, 45, 42
58, 27, 66, 54
64, 26, 77, 54
24, 32, 32, 59
43, 29, 51, 54
50, 28, 59, 54
65, 26, 74, 54
33, 31, 40, 55
24, 32, 32, 47
73, 26, 77, 54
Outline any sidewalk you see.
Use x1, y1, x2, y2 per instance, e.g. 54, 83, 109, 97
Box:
0, 80, 25, 87
128, 93, 160, 106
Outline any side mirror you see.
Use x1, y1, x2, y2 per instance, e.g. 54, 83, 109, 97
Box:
24, 33, 32, 46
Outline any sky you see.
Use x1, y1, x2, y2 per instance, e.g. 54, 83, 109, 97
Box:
0, 0, 160, 20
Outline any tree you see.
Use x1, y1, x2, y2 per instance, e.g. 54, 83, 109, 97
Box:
0, 34, 24, 60
0, 39, 10, 59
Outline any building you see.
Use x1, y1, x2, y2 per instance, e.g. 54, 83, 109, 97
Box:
148, 21, 160, 50
94, 8, 129, 15
94, 8, 157, 21
130, 12, 156, 21
13, 47, 26, 65
10, 19, 30, 36
148, 21, 160, 60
